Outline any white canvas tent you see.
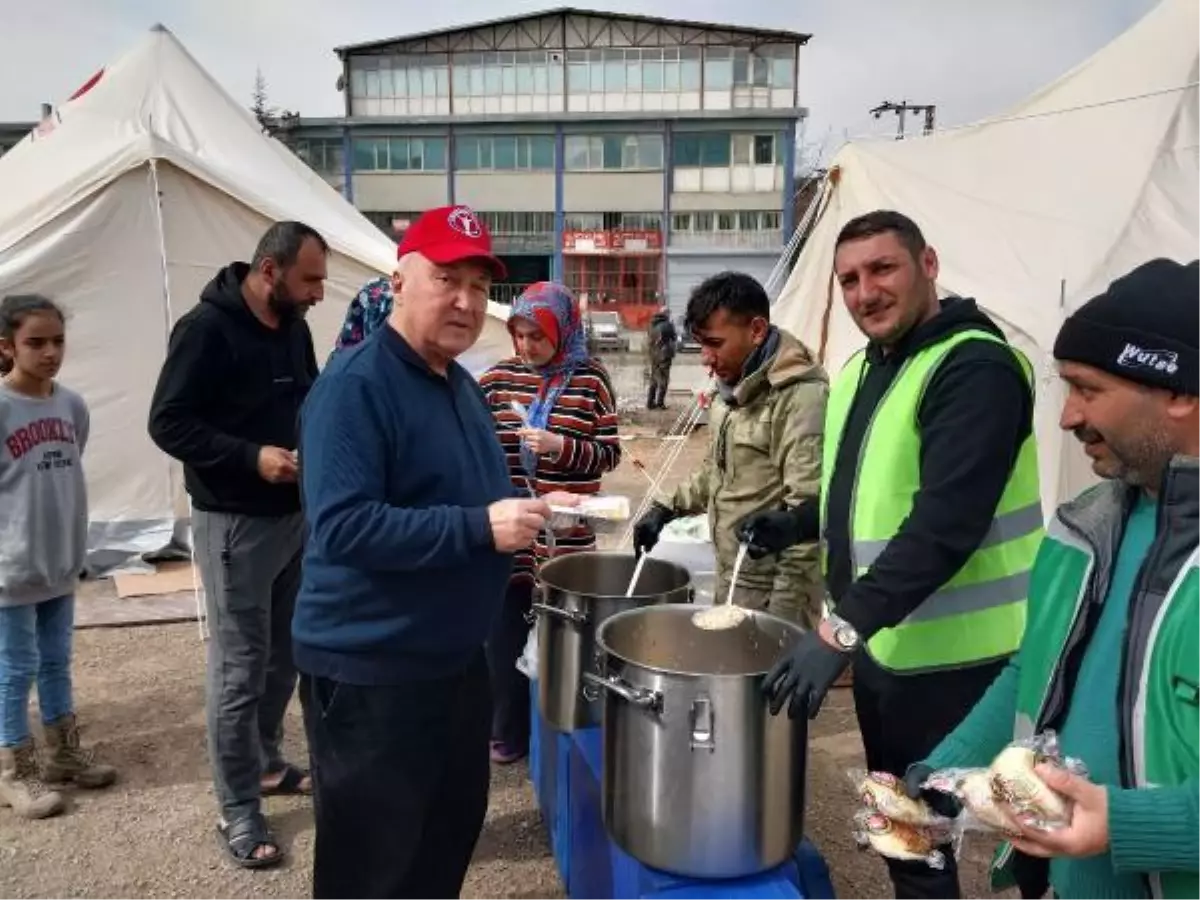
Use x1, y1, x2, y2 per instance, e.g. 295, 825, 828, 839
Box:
775, 0, 1199, 513
0, 24, 512, 561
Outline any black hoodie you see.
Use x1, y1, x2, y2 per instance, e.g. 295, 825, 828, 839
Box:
823, 297, 1034, 641
148, 263, 318, 516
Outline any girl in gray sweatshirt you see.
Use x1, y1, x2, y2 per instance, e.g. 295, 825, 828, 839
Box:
0, 294, 115, 820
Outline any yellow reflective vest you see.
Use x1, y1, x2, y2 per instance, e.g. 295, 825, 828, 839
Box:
820, 329, 1043, 672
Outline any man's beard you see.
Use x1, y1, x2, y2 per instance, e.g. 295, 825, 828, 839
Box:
1074, 423, 1173, 488
268, 282, 307, 321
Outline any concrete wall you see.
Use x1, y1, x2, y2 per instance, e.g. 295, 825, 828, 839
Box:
456, 173, 555, 212
352, 173, 447, 211
563, 172, 664, 212
670, 191, 784, 212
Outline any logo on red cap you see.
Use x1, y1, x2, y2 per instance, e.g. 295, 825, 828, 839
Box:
447, 206, 482, 239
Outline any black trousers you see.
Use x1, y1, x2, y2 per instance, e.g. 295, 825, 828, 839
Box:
299, 654, 492, 899
852, 652, 1007, 900
485, 581, 534, 750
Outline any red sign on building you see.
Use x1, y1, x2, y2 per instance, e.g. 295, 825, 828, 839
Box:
562, 230, 662, 254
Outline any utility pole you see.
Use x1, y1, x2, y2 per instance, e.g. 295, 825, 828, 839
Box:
869, 100, 937, 139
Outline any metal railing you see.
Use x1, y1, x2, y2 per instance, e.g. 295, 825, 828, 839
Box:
667, 230, 784, 251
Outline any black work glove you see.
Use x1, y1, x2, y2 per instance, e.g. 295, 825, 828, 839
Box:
633, 503, 676, 557
762, 629, 850, 719
736, 509, 803, 560
902, 762, 963, 820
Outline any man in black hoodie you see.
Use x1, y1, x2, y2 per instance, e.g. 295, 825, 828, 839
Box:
148, 221, 325, 869
741, 211, 1041, 899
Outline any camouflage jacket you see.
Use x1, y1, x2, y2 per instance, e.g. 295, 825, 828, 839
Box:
661, 328, 827, 624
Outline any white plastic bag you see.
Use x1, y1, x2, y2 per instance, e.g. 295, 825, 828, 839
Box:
517, 625, 538, 680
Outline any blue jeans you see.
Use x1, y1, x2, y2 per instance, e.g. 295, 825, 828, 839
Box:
0, 595, 75, 747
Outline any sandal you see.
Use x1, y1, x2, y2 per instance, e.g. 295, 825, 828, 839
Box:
217, 812, 284, 870
261, 763, 312, 797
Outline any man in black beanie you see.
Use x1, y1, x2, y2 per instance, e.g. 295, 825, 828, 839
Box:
902, 257, 1199, 900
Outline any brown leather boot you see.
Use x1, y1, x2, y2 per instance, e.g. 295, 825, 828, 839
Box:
42, 714, 116, 789
0, 740, 65, 819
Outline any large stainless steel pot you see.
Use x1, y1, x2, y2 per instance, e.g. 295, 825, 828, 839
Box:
533, 551, 691, 732
586, 604, 806, 879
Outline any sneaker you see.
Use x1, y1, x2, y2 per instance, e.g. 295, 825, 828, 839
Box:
489, 740, 527, 765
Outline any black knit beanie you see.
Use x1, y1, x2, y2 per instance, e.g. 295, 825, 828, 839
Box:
1053, 258, 1199, 395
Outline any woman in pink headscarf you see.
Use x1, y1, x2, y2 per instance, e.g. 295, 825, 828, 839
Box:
478, 283, 622, 763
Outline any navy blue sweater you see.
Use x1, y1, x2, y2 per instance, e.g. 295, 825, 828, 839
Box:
293, 326, 515, 684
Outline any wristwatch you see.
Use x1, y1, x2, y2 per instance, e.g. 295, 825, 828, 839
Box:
825, 612, 861, 653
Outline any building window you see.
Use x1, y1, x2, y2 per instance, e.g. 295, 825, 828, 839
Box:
564, 212, 662, 231
349, 54, 450, 103
352, 136, 447, 172
753, 134, 776, 165
454, 50, 565, 100
563, 47, 702, 97
456, 135, 555, 171
672, 133, 731, 168
564, 134, 663, 171
704, 44, 796, 93
293, 138, 345, 175
669, 211, 783, 234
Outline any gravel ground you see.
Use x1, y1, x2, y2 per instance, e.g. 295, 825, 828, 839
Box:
0, 361, 1011, 898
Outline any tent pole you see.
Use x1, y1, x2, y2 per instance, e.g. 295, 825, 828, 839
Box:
147, 159, 207, 643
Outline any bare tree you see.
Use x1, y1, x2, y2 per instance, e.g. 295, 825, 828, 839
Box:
251, 68, 275, 133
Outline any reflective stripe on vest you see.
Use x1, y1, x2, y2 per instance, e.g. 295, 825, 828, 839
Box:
821, 328, 1043, 673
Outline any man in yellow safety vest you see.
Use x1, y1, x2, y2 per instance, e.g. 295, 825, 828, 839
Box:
740, 210, 1042, 899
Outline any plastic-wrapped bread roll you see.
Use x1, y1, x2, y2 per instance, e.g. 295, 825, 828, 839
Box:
989, 745, 1071, 828
854, 771, 947, 828
852, 811, 947, 869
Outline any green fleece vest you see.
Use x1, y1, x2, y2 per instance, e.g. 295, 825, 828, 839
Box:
992, 485, 1200, 899
821, 329, 1043, 672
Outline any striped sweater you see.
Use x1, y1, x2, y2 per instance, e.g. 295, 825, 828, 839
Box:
479, 356, 622, 583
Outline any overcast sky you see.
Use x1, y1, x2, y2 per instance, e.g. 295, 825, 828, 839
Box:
1, 0, 1161, 157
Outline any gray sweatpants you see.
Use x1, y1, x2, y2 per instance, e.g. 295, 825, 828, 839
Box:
193, 509, 305, 823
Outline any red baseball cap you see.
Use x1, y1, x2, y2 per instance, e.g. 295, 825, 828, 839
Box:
396, 205, 507, 280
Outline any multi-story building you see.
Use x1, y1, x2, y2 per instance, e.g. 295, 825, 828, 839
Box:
283, 8, 809, 325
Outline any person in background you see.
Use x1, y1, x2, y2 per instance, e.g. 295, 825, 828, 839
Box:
331, 273, 393, 358
478, 282, 621, 764
903, 258, 1199, 900
632, 272, 827, 628
645, 306, 677, 409
293, 205, 577, 898
148, 221, 327, 868
749, 211, 1041, 899
0, 294, 116, 822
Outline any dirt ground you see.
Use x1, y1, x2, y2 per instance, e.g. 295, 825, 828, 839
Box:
0, 364, 1012, 899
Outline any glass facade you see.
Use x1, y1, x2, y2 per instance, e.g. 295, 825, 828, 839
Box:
293, 137, 344, 175
563, 134, 663, 171
346, 41, 798, 116
566, 47, 702, 95
674, 132, 776, 167
349, 54, 450, 115
352, 137, 447, 172
455, 134, 555, 171
450, 51, 564, 105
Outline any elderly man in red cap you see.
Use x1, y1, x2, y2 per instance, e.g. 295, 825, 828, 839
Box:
294, 205, 576, 898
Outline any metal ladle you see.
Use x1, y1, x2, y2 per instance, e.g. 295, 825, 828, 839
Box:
691, 542, 750, 630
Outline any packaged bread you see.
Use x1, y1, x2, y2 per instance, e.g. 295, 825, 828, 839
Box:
852, 811, 947, 869
853, 770, 949, 828
920, 730, 1089, 833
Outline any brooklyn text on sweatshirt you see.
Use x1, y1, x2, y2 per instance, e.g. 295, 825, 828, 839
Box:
0, 382, 89, 607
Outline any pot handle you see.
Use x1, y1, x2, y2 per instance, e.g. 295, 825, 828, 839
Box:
527, 602, 589, 626
581, 671, 662, 712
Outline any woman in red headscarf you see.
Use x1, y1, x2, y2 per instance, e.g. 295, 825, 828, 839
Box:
478, 282, 622, 763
